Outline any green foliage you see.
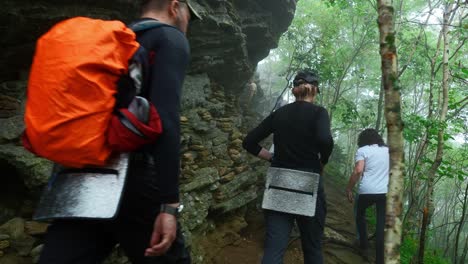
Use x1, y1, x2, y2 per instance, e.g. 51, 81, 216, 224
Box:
337, 99, 359, 125
365, 206, 376, 234
403, 114, 427, 143
423, 252, 451, 264
402, 114, 443, 144
441, 145, 468, 181
323, 0, 348, 9
401, 238, 451, 264
437, 161, 467, 180
401, 237, 418, 263
324, 143, 349, 181
257, 1, 467, 258
450, 66, 468, 83
323, 162, 347, 184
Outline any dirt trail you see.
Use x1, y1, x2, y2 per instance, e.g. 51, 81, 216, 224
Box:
211, 176, 371, 264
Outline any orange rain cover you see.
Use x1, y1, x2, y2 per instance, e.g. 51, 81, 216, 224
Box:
24, 17, 140, 168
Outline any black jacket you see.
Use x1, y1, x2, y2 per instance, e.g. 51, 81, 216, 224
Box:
243, 101, 333, 173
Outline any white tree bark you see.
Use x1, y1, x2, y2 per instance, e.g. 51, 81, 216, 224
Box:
377, 1, 405, 263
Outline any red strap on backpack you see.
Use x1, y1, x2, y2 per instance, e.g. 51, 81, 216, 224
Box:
107, 102, 162, 152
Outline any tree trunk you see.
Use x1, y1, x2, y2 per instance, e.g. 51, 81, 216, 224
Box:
416, 3, 452, 263
444, 220, 458, 258
440, 191, 452, 257
417, 206, 431, 263
375, 80, 384, 132
459, 232, 468, 264
455, 182, 468, 264
377, 1, 405, 263
402, 3, 444, 241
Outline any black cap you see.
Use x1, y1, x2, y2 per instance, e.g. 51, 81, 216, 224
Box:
182, 0, 202, 21
293, 70, 319, 86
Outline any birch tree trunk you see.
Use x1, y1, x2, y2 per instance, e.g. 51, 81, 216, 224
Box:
416, 3, 453, 263
377, 1, 405, 263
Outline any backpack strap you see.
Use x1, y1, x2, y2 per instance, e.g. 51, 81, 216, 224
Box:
129, 20, 166, 33
126, 20, 174, 100
124, 20, 165, 100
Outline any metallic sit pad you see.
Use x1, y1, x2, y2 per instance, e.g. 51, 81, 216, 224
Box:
33, 153, 130, 221
262, 167, 320, 217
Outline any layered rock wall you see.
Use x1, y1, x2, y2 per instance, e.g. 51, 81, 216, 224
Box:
0, 0, 296, 262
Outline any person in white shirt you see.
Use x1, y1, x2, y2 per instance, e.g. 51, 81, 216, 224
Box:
345, 128, 389, 264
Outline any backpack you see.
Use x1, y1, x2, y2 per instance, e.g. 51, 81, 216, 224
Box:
23, 17, 164, 168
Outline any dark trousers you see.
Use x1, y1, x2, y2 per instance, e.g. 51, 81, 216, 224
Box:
356, 193, 386, 264
353, 193, 360, 240
38, 218, 189, 264
262, 190, 326, 264
38, 154, 191, 264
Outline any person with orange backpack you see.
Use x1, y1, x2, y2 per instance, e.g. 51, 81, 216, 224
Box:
35, 1, 202, 263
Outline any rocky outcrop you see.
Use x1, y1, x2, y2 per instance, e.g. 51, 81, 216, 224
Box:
188, 0, 296, 91
0, 0, 296, 90
0, 0, 296, 263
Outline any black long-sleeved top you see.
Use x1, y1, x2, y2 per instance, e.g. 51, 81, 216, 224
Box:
133, 18, 190, 204
243, 101, 333, 173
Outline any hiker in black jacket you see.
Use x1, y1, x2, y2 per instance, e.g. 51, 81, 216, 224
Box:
243, 70, 334, 264
39, 1, 201, 263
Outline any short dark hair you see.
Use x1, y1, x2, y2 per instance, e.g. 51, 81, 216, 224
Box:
357, 128, 385, 147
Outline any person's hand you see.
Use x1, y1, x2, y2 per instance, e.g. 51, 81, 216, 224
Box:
346, 188, 354, 203
144, 212, 177, 257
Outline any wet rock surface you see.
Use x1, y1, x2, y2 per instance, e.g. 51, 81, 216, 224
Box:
1, 0, 296, 92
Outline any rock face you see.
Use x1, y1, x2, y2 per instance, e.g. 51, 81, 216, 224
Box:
0, 0, 296, 90
0, 0, 296, 263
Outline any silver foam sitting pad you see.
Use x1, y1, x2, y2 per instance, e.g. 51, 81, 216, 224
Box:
262, 167, 320, 217
33, 153, 129, 221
